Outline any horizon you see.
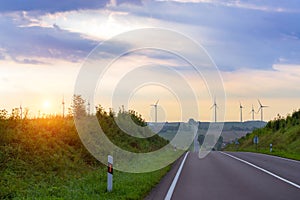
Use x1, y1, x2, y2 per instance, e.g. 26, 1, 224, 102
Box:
1, 100, 296, 123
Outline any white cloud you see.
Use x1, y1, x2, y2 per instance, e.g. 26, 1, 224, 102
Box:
222, 64, 300, 99
156, 0, 300, 13
40, 9, 149, 40
108, 0, 118, 7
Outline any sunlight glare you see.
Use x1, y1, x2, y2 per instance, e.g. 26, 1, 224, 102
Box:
43, 101, 51, 109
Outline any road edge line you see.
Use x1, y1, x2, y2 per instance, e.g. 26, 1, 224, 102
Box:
265, 154, 300, 164
220, 152, 300, 189
164, 151, 189, 200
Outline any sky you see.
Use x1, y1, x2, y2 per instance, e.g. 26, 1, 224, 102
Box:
0, 0, 300, 122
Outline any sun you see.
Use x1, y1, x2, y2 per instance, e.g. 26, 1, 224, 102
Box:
43, 101, 51, 109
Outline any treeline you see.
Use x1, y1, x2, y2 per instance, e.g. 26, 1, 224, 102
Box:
94, 104, 168, 153
197, 134, 223, 151
266, 109, 300, 131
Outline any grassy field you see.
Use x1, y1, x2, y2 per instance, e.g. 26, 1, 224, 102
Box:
1, 166, 170, 200
0, 106, 173, 199
225, 109, 300, 161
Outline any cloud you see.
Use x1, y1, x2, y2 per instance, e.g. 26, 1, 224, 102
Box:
0, 0, 106, 13
0, 15, 98, 63
156, 0, 300, 13
0, 0, 142, 13
126, 1, 300, 71
222, 64, 300, 99
0, 52, 5, 60
1, 0, 300, 71
15, 58, 48, 65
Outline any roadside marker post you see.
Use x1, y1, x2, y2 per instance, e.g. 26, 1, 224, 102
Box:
107, 155, 113, 192
253, 136, 259, 151
270, 143, 272, 152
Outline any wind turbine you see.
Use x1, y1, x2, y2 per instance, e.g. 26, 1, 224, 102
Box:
257, 99, 268, 121
151, 100, 159, 123
20, 104, 23, 119
250, 104, 255, 121
62, 96, 65, 118
210, 97, 218, 123
239, 102, 244, 122
87, 101, 91, 116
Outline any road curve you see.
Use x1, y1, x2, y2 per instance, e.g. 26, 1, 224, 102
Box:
146, 151, 300, 200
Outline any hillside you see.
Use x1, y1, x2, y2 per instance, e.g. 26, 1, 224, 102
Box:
225, 109, 300, 160
156, 121, 266, 143
0, 105, 170, 199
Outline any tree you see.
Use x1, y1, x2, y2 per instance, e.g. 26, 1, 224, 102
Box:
0, 109, 8, 120
198, 134, 205, 146
71, 95, 87, 118
9, 108, 20, 120
215, 136, 223, 151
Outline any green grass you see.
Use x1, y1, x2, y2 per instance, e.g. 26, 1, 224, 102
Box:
225, 110, 300, 161
2, 166, 170, 200
0, 109, 173, 199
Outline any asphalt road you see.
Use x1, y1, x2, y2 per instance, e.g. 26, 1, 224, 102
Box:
146, 151, 300, 200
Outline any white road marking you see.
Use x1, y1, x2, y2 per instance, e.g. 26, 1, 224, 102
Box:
165, 152, 189, 200
263, 153, 300, 164
220, 152, 300, 189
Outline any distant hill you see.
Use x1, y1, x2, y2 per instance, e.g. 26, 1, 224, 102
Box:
197, 121, 266, 131
149, 121, 267, 143
198, 121, 267, 142
225, 109, 300, 160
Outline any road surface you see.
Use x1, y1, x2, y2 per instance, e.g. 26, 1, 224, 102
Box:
146, 151, 300, 200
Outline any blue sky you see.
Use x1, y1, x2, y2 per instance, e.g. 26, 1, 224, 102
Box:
1, 0, 300, 121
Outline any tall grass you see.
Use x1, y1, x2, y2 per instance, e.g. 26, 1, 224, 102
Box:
0, 110, 171, 199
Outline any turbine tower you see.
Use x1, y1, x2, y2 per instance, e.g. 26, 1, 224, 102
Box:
87, 101, 91, 116
257, 99, 268, 121
151, 100, 159, 123
239, 102, 244, 122
62, 96, 65, 118
250, 104, 255, 121
20, 104, 23, 119
210, 98, 218, 123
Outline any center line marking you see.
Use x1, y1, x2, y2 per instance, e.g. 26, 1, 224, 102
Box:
220, 152, 300, 189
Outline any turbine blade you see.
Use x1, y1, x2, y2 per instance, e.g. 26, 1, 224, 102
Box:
155, 99, 159, 105
257, 107, 261, 114
257, 99, 262, 107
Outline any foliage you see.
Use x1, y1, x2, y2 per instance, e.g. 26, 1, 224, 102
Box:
96, 106, 168, 153
9, 108, 21, 120
0, 107, 170, 199
197, 134, 223, 151
71, 94, 87, 119
0, 109, 8, 120
225, 109, 300, 160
